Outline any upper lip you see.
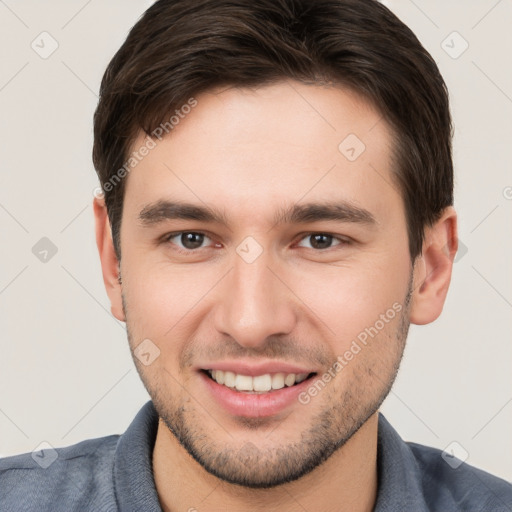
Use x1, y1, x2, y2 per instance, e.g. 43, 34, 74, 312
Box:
197, 360, 318, 377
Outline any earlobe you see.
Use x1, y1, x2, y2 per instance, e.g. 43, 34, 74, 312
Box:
409, 207, 458, 325
93, 196, 126, 322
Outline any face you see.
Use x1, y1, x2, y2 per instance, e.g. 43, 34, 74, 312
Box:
116, 81, 414, 487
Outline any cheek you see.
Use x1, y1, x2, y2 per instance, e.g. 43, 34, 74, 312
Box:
289, 251, 409, 350
122, 257, 220, 340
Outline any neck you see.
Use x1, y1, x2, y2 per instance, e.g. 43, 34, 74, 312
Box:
152, 412, 379, 512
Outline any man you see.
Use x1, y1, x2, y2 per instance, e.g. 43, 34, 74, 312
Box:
1, 0, 511, 510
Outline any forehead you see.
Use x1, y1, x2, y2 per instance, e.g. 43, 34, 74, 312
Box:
167, 81, 387, 157
122, 80, 401, 227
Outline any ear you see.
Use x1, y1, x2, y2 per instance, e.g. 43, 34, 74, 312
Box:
409, 206, 458, 325
93, 196, 125, 322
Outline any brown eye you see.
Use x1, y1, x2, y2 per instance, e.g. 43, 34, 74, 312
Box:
297, 233, 344, 250
309, 234, 333, 249
181, 232, 205, 249
165, 232, 211, 251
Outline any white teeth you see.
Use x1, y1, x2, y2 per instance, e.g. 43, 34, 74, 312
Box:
271, 373, 285, 390
235, 374, 253, 391
208, 370, 311, 392
253, 374, 272, 392
224, 371, 236, 388
284, 374, 296, 387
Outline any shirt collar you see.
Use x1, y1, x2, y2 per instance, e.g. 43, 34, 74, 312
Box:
374, 413, 430, 512
113, 401, 162, 512
113, 400, 428, 511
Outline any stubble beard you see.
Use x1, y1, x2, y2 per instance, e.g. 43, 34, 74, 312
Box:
123, 276, 412, 488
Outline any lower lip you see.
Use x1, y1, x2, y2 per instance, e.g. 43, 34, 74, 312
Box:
199, 371, 315, 418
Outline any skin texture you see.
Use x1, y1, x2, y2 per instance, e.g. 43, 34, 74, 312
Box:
94, 80, 458, 512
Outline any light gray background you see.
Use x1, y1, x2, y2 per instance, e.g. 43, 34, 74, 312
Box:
1, 0, 511, 482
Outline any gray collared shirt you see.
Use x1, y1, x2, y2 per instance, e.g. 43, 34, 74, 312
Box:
1, 400, 511, 511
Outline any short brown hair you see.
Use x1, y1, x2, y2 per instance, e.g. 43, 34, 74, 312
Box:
93, 0, 453, 262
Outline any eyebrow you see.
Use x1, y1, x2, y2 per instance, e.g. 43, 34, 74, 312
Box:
138, 199, 377, 228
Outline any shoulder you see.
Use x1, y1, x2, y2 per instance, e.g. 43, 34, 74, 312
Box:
0, 434, 120, 512
407, 441, 512, 511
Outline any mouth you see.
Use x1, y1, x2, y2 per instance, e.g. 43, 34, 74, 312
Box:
198, 365, 320, 418
201, 369, 318, 394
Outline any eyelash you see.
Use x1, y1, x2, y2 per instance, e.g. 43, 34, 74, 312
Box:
162, 231, 351, 255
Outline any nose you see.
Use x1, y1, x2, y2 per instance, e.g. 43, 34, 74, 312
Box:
213, 248, 297, 349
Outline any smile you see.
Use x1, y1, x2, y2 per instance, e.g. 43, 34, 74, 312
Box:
205, 369, 316, 393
